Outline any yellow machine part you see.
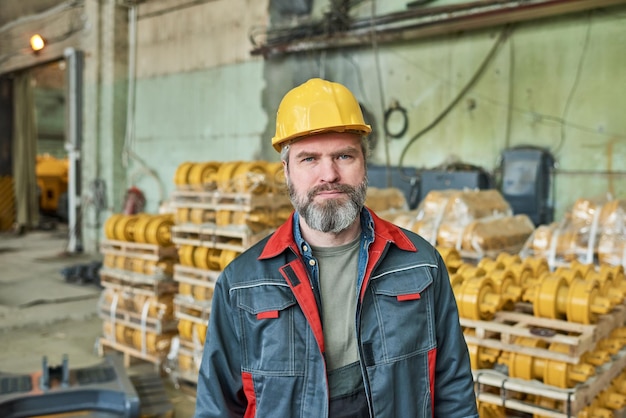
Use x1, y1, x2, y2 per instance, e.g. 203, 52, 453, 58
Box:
465, 330, 500, 370
178, 245, 196, 267
216, 161, 243, 193
179, 281, 193, 296
545, 342, 595, 388
187, 161, 221, 191
142, 215, 174, 246
178, 319, 193, 340
526, 273, 613, 324
268, 161, 286, 193
35, 155, 68, 212
131, 329, 174, 355
175, 207, 191, 224
174, 161, 194, 187
231, 161, 270, 194
455, 276, 502, 320
437, 246, 462, 273
193, 284, 214, 301
194, 323, 207, 345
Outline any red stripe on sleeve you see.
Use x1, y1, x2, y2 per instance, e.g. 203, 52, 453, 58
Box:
242, 371, 257, 418
428, 348, 437, 418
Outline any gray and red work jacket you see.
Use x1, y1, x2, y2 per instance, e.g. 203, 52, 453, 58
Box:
195, 208, 478, 418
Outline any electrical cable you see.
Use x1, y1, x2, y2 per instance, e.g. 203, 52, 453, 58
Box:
553, 10, 593, 156
397, 25, 510, 181
369, 0, 392, 187
383, 102, 409, 139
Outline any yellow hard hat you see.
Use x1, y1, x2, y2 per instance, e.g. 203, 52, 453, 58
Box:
271, 78, 372, 152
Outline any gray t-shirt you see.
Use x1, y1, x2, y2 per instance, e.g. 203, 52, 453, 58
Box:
311, 237, 363, 400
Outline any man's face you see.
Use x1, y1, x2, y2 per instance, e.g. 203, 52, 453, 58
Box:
284, 132, 367, 233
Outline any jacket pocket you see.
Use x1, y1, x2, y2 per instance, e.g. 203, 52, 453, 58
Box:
234, 282, 307, 375
366, 266, 436, 360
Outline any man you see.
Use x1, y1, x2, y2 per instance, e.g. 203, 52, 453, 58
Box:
194, 78, 478, 417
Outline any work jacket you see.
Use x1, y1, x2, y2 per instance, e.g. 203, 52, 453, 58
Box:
195, 208, 478, 418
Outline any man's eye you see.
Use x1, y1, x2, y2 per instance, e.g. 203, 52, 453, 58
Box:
302, 157, 315, 163
338, 154, 352, 160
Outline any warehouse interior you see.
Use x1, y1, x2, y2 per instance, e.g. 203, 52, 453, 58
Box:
1, 0, 626, 416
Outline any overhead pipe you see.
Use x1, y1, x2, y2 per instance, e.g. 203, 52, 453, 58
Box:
252, 0, 626, 56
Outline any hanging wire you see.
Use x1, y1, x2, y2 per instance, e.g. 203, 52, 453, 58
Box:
553, 10, 593, 156
369, 0, 392, 187
398, 25, 511, 180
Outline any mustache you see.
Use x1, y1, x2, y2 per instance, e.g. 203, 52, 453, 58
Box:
308, 183, 355, 198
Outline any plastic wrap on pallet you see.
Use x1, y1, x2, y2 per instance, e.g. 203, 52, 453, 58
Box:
456, 214, 535, 256
365, 187, 409, 213
521, 197, 626, 268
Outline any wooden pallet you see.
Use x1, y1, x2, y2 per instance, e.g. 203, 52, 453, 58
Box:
174, 294, 212, 321
99, 298, 178, 334
174, 264, 220, 284
100, 239, 178, 261
171, 190, 289, 211
172, 223, 270, 251
100, 268, 178, 295
461, 304, 626, 364
97, 337, 167, 372
474, 349, 626, 417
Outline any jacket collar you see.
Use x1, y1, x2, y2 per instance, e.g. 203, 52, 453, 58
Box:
259, 207, 416, 260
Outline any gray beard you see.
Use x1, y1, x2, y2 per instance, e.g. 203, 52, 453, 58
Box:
288, 179, 368, 233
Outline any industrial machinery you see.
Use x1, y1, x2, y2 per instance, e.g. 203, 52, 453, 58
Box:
499, 146, 555, 226
0, 354, 173, 418
35, 154, 69, 221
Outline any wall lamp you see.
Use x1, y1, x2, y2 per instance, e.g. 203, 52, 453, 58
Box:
30, 34, 46, 53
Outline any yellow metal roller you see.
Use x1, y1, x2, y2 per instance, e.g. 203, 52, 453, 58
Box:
103, 253, 116, 268
495, 252, 521, 266
104, 214, 124, 240
231, 161, 270, 194
207, 248, 222, 271
188, 161, 221, 191
489, 268, 522, 307
190, 208, 214, 225
498, 337, 545, 381
178, 245, 196, 267
144, 215, 174, 246
174, 161, 195, 187
456, 276, 502, 320
437, 247, 462, 274
114, 255, 129, 271
194, 323, 207, 345
178, 319, 193, 340
219, 244, 240, 270
525, 273, 613, 324
178, 353, 194, 373
130, 214, 153, 243
179, 281, 193, 296
176, 207, 191, 224
268, 161, 286, 193
545, 342, 595, 388
523, 257, 550, 279
193, 284, 214, 301
215, 210, 232, 226
216, 161, 243, 193
193, 246, 211, 270
477, 258, 504, 273
465, 329, 500, 370
114, 214, 142, 242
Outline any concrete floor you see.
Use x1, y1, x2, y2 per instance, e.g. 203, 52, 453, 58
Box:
0, 225, 196, 417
